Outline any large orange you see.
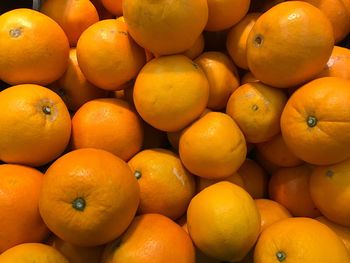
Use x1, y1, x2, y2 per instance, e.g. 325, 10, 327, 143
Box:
300, 0, 350, 43
226, 82, 287, 143
0, 164, 49, 253
281, 77, 350, 165
226, 12, 261, 70
310, 158, 350, 227
254, 199, 292, 232
254, 217, 350, 263
0, 243, 69, 263
317, 46, 350, 80
133, 55, 209, 132
76, 18, 146, 90
187, 181, 260, 262
128, 148, 196, 220
71, 98, 143, 161
101, 213, 195, 263
246, 1, 334, 88
179, 112, 247, 179
269, 165, 321, 217
40, 0, 99, 46
0, 8, 69, 85
256, 133, 304, 167
50, 48, 108, 112
38, 148, 140, 247
122, 0, 208, 55
205, 0, 250, 31
194, 51, 240, 110
0, 84, 71, 167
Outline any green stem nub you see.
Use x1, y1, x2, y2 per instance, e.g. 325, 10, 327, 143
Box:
72, 197, 86, 211
135, 170, 142, 180
307, 116, 317, 127
42, 105, 52, 115
276, 251, 286, 262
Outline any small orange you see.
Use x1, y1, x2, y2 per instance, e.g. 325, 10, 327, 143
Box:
317, 46, 350, 80
128, 148, 196, 220
246, 1, 334, 88
0, 84, 71, 167
254, 217, 350, 263
310, 158, 350, 227
238, 159, 269, 198
0, 8, 69, 85
0, 243, 69, 263
101, 213, 195, 263
76, 18, 146, 90
71, 98, 143, 161
40, 0, 99, 46
196, 172, 245, 192
226, 82, 288, 143
39, 148, 140, 246
182, 34, 205, 60
205, 0, 251, 31
226, 12, 261, 70
122, 0, 208, 55
256, 133, 304, 167
101, 0, 122, 16
0, 164, 49, 253
133, 55, 209, 132
194, 51, 240, 110
50, 48, 108, 112
254, 199, 292, 232
179, 112, 247, 179
269, 165, 321, 217
187, 181, 261, 262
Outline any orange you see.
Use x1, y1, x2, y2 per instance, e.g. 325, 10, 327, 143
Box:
300, 0, 350, 43
256, 133, 304, 167
281, 77, 350, 165
182, 34, 205, 60
246, 1, 334, 88
226, 12, 261, 70
254, 217, 350, 263
90, 0, 115, 19
128, 148, 196, 220
122, 0, 208, 55
76, 18, 146, 90
269, 165, 321, 217
194, 51, 240, 110
0, 84, 71, 167
317, 46, 350, 80
196, 172, 245, 192
51, 236, 104, 263
238, 159, 269, 198
254, 199, 292, 232
50, 48, 108, 112
0, 8, 69, 85
187, 181, 261, 262
101, 0, 122, 16
226, 82, 288, 143
101, 213, 195, 263
205, 0, 250, 31
0, 243, 69, 263
40, 0, 99, 46
316, 216, 350, 253
71, 98, 143, 161
38, 148, 140, 247
241, 71, 259, 84
0, 164, 49, 253
133, 55, 209, 132
179, 112, 247, 179
310, 158, 350, 226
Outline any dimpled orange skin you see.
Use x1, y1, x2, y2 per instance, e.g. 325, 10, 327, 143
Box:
0, 8, 69, 85
122, 0, 208, 56
179, 112, 247, 179
281, 77, 350, 165
133, 55, 209, 132
246, 1, 334, 88
0, 84, 71, 167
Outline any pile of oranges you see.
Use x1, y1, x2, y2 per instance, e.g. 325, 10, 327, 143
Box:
1, 0, 350, 262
